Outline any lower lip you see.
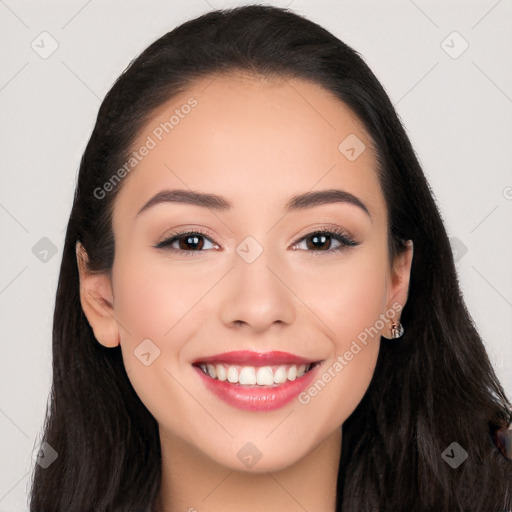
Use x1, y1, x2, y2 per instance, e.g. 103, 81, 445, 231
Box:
193, 364, 320, 411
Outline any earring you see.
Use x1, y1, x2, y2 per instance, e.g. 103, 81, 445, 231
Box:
494, 413, 512, 461
390, 320, 404, 339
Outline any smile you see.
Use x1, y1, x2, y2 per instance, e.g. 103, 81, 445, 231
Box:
195, 362, 317, 385
192, 350, 323, 411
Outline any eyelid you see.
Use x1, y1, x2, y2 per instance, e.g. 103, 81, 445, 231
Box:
289, 221, 354, 242
154, 227, 219, 250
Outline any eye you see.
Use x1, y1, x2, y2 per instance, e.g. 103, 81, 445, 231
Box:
154, 229, 218, 254
292, 226, 357, 254
154, 226, 358, 255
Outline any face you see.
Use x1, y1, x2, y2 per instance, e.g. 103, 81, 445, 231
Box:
79, 72, 412, 472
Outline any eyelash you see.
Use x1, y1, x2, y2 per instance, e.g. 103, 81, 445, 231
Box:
154, 226, 358, 256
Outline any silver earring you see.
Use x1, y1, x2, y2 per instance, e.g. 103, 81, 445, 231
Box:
390, 321, 404, 339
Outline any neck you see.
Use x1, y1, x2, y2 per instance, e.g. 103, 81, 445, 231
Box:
155, 427, 342, 512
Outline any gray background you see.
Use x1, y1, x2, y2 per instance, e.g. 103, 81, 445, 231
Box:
1, 0, 511, 509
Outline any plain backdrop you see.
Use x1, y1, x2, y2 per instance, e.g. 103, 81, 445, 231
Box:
1, 1, 511, 510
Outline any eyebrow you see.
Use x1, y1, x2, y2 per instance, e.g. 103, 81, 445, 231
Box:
135, 188, 371, 219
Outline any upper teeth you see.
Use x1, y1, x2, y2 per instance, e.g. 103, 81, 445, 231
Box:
199, 363, 311, 386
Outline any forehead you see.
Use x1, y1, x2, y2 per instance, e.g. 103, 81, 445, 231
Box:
112, 72, 384, 224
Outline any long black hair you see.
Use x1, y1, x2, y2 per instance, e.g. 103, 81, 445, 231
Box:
30, 5, 512, 511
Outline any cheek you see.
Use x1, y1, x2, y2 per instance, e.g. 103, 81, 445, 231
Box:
300, 342, 380, 433
110, 253, 213, 429
110, 252, 223, 412
292, 248, 389, 345
290, 249, 388, 422
112, 252, 215, 346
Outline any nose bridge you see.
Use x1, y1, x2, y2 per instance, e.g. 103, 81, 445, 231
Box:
219, 235, 296, 331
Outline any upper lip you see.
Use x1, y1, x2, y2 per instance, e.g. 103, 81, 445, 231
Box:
193, 350, 319, 366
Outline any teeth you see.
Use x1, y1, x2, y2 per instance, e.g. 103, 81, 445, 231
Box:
256, 366, 274, 385
206, 364, 217, 379
199, 362, 315, 386
273, 366, 287, 384
215, 364, 226, 381
239, 367, 256, 385
227, 366, 239, 383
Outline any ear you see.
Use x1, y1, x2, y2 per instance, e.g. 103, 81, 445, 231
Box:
385, 239, 414, 318
76, 241, 120, 347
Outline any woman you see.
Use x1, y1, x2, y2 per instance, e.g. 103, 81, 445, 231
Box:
29, 5, 512, 511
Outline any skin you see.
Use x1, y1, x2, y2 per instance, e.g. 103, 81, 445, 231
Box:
77, 72, 413, 512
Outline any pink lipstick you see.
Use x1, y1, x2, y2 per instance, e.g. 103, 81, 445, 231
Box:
192, 350, 322, 411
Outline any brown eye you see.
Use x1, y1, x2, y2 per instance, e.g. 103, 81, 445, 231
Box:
294, 229, 357, 253
306, 233, 334, 251
176, 233, 205, 251
155, 230, 217, 253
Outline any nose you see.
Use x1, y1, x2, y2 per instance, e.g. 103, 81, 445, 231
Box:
218, 248, 296, 334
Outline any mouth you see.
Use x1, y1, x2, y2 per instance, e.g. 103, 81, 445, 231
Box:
192, 350, 323, 411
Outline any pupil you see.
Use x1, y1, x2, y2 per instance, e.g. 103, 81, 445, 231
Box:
310, 233, 329, 250
182, 235, 203, 250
